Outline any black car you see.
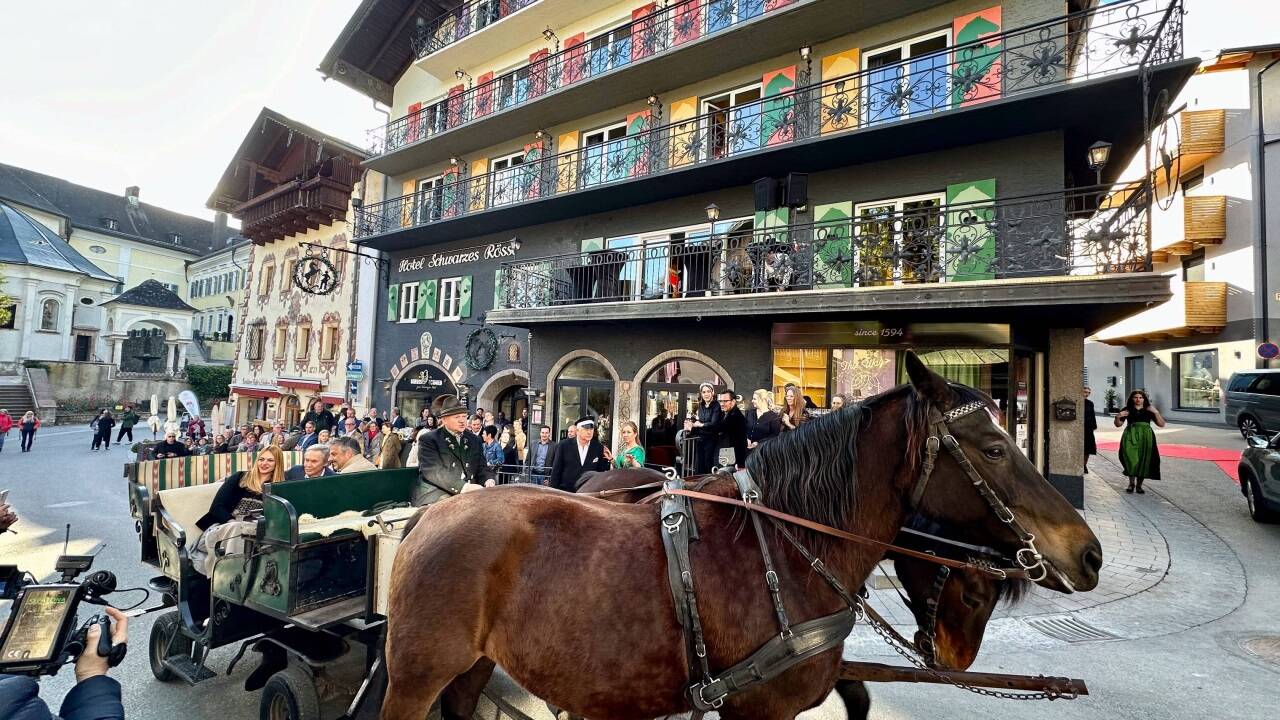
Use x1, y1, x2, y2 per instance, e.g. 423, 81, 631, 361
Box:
1238, 433, 1280, 522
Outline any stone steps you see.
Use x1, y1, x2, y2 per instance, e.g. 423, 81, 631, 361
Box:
0, 384, 34, 415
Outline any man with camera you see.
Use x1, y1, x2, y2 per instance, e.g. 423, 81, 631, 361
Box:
0, 503, 128, 720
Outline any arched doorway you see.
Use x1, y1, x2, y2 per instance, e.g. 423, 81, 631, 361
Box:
393, 361, 458, 423
639, 358, 724, 463
493, 386, 528, 430
553, 357, 614, 440
280, 394, 302, 428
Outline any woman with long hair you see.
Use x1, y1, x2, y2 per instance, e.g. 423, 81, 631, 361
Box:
378, 422, 403, 470
690, 382, 723, 474
779, 384, 807, 432
745, 389, 782, 455
612, 420, 646, 469
193, 445, 285, 576
1115, 389, 1165, 493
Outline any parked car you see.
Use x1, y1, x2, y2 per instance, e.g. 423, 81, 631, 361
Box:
1224, 369, 1280, 438
1239, 432, 1280, 522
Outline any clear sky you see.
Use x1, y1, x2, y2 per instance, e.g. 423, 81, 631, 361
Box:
0, 0, 1273, 223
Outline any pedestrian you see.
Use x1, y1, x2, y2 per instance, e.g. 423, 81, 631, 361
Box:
780, 384, 808, 432
829, 393, 847, 411
1083, 386, 1098, 474
689, 382, 723, 474
296, 421, 319, 450
413, 394, 492, 506
1115, 389, 1165, 494
0, 408, 11, 453
153, 430, 189, 459
527, 426, 556, 485
707, 389, 748, 470
187, 414, 206, 440
378, 424, 403, 469
91, 410, 115, 451
301, 400, 336, 434
745, 389, 782, 456
390, 407, 407, 430
612, 420, 645, 469
549, 416, 610, 492
116, 405, 139, 444
18, 411, 39, 452
482, 425, 503, 471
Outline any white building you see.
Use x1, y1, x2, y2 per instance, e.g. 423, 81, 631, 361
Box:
187, 238, 252, 364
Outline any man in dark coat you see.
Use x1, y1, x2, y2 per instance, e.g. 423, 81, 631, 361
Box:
413, 395, 491, 506
549, 416, 610, 492
284, 445, 338, 480
702, 389, 749, 470
1083, 386, 1098, 473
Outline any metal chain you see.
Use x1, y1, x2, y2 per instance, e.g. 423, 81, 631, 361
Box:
855, 598, 1075, 701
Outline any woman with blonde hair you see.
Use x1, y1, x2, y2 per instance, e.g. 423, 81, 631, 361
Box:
611, 420, 646, 469
192, 445, 285, 576
746, 389, 782, 455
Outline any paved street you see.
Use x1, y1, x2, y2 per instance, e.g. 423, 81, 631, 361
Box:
2, 421, 1277, 719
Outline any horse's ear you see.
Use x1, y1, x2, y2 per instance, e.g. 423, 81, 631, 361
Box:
904, 351, 951, 405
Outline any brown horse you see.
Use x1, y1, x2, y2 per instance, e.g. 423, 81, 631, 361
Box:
383, 354, 1100, 720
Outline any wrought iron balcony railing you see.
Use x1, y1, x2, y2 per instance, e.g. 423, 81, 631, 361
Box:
493, 184, 1153, 310
371, 0, 1181, 160
411, 0, 541, 59
356, 0, 1182, 240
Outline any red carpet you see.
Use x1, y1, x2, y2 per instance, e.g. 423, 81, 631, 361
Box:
1098, 441, 1240, 483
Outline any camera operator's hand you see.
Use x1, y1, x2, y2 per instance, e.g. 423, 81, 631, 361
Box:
74, 607, 127, 683
0, 503, 16, 533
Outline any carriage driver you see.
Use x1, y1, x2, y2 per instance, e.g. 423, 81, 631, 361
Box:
412, 394, 493, 506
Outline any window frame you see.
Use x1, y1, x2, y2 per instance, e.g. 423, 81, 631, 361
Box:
438, 277, 463, 321
259, 264, 276, 296
247, 324, 266, 361
39, 298, 61, 332
0, 301, 17, 330
321, 323, 339, 361
398, 281, 420, 323
273, 326, 288, 359
853, 191, 947, 285
296, 325, 312, 361
1182, 248, 1206, 282
862, 29, 952, 121
1173, 348, 1221, 411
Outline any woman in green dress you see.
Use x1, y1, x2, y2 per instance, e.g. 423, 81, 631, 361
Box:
1114, 389, 1165, 494
612, 420, 646, 469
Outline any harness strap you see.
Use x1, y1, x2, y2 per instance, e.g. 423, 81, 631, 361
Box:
658, 478, 710, 698
909, 435, 941, 510
733, 470, 792, 637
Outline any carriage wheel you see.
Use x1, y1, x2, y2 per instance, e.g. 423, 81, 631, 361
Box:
260, 664, 321, 720
149, 611, 193, 682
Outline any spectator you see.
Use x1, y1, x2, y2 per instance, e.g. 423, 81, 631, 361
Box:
780, 384, 808, 432
237, 431, 261, 454
317, 429, 332, 445
494, 411, 511, 432
390, 408, 407, 430
405, 427, 430, 468
527, 426, 557, 484
301, 400, 336, 434
18, 411, 40, 452
468, 415, 483, 437
518, 407, 529, 436
264, 422, 289, 447
746, 389, 782, 456
339, 416, 359, 442
285, 445, 336, 480
193, 437, 211, 456
116, 405, 140, 444
229, 424, 250, 447
829, 394, 848, 411
296, 421, 319, 450
690, 383, 723, 474
612, 420, 645, 469
365, 406, 382, 428
421, 413, 438, 431
187, 414, 206, 440
703, 389, 748, 470
212, 433, 230, 454
0, 408, 11, 454
330, 436, 376, 474
378, 424, 403, 469
1084, 386, 1098, 474
153, 431, 189, 459
501, 426, 519, 470
481, 425, 503, 471
418, 407, 433, 426
549, 416, 609, 492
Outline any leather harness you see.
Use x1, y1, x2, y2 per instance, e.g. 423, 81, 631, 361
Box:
649, 398, 1056, 715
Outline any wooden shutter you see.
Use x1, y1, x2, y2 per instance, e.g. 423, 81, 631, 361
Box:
417, 279, 438, 320
820, 49, 860, 135
562, 33, 586, 86
528, 49, 550, 97
945, 179, 997, 281
459, 275, 473, 318
952, 7, 1003, 107
761, 66, 797, 146
387, 285, 399, 321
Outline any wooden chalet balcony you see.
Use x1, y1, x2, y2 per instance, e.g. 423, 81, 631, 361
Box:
237, 175, 355, 245
1095, 280, 1226, 345
1153, 109, 1226, 197
1149, 194, 1226, 262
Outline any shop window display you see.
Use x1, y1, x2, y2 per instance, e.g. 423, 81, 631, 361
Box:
1175, 349, 1219, 410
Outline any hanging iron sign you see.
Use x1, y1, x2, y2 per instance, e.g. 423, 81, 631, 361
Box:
293, 255, 339, 295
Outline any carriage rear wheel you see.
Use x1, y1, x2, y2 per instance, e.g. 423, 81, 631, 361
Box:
260, 664, 321, 720
149, 611, 193, 682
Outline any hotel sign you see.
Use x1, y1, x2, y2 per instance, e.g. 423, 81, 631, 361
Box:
398, 241, 519, 273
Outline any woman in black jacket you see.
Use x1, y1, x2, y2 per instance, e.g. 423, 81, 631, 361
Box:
745, 388, 782, 456
690, 382, 723, 474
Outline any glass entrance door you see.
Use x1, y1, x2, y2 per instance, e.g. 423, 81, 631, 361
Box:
555, 382, 614, 440
1125, 356, 1145, 396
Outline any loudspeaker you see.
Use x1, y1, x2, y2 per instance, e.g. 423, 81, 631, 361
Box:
783, 172, 808, 208
754, 177, 779, 211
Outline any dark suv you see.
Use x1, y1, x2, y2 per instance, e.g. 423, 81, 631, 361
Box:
1225, 369, 1280, 438
1239, 432, 1280, 522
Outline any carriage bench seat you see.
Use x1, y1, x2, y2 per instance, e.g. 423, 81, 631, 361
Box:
153, 482, 225, 581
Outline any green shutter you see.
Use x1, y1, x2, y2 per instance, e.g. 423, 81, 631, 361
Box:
814, 202, 853, 288
459, 275, 473, 317
494, 269, 507, 308
945, 179, 997, 281
387, 285, 399, 321
417, 279, 437, 320
580, 237, 604, 253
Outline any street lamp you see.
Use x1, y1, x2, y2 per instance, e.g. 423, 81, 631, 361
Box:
1087, 140, 1113, 185
542, 27, 559, 51
705, 203, 720, 222
454, 68, 472, 87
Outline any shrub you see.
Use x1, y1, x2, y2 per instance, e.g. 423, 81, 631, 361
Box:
187, 364, 233, 402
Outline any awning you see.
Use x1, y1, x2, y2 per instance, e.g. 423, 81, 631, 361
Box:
319, 392, 347, 404
277, 377, 323, 390
231, 384, 281, 399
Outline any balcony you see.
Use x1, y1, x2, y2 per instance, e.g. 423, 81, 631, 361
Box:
356, 0, 1189, 249
487, 185, 1157, 325
237, 159, 360, 245
1095, 280, 1226, 345
1149, 193, 1226, 262
1154, 109, 1226, 197
368, 0, 959, 173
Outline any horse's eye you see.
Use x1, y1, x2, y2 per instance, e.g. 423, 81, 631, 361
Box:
983, 447, 1005, 460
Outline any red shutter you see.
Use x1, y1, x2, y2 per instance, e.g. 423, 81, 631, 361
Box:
474, 72, 495, 117
631, 3, 658, 62
405, 102, 423, 143
528, 49, 550, 97
673, 0, 703, 45
446, 85, 465, 128
562, 33, 586, 86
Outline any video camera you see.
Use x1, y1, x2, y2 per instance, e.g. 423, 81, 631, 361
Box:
0, 548, 127, 677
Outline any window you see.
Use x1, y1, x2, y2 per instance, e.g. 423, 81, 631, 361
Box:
0, 302, 16, 330
39, 298, 60, 332
1182, 249, 1205, 282
581, 121, 628, 186
247, 324, 265, 361
274, 327, 288, 358
169, 232, 182, 244
114, 277, 125, 294
100, 217, 118, 230
854, 193, 945, 285
702, 84, 763, 159
189, 281, 198, 298
399, 282, 419, 322
259, 264, 275, 295
864, 31, 950, 123
1175, 349, 1220, 410
1246, 374, 1280, 396
416, 176, 445, 223
296, 325, 311, 360
489, 151, 527, 207
772, 348, 829, 407
282, 260, 297, 291
321, 324, 339, 361
438, 277, 463, 320
1181, 167, 1204, 194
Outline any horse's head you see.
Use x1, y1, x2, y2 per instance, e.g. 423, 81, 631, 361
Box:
903, 352, 1102, 593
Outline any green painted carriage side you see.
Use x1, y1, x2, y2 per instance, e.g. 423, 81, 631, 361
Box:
260, 469, 419, 543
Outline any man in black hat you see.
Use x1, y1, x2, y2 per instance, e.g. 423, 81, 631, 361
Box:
413, 394, 492, 506
548, 416, 611, 492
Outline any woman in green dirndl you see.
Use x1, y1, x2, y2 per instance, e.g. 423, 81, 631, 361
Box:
1114, 389, 1165, 493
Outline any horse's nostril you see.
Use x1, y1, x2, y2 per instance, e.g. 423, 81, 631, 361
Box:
1081, 546, 1103, 576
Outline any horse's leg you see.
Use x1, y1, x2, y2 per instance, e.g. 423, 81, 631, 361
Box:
439, 657, 496, 720
381, 626, 480, 720
834, 680, 871, 720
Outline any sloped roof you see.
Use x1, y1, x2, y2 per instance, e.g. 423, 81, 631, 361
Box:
318, 0, 454, 105
0, 162, 238, 256
103, 279, 196, 312
0, 201, 117, 282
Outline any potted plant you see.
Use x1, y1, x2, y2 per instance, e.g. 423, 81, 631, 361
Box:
1103, 387, 1119, 414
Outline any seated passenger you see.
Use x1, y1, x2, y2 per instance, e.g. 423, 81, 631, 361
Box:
330, 436, 376, 474
285, 445, 337, 480
153, 431, 189, 459
191, 445, 285, 576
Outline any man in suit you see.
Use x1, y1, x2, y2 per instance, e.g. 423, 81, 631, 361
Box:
284, 445, 337, 480
296, 421, 319, 450
526, 425, 557, 485
413, 395, 492, 506
549, 416, 610, 492
331, 436, 377, 474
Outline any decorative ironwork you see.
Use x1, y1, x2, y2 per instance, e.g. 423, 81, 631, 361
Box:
465, 328, 499, 371
493, 185, 1153, 310
292, 253, 339, 295
410, 0, 541, 59
357, 0, 1184, 241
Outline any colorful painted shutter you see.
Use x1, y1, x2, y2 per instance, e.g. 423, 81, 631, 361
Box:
459, 275, 473, 318
741, 0, 765, 21
441, 165, 461, 218
820, 49, 860, 135
474, 72, 496, 117
952, 7, 1003, 107
528, 49, 550, 98
521, 141, 544, 200
400, 178, 417, 227
761, 66, 796, 146
707, 0, 734, 32
945, 179, 997, 281
673, 0, 703, 45
624, 110, 652, 177
668, 96, 699, 167
494, 268, 508, 308
562, 33, 586, 86
406, 102, 423, 143
765, 0, 795, 11
418, 279, 438, 320
387, 284, 399, 321
631, 4, 658, 62
814, 202, 853, 287
557, 131, 580, 192
469, 158, 489, 211
580, 237, 604, 253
